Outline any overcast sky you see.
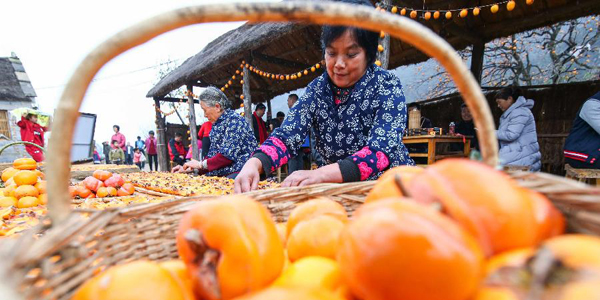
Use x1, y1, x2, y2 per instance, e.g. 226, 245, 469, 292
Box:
0, 0, 289, 146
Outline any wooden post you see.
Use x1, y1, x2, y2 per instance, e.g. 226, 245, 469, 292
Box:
471, 42, 485, 83
154, 98, 169, 172
187, 84, 199, 161
377, 0, 391, 69
266, 98, 273, 120
243, 64, 252, 126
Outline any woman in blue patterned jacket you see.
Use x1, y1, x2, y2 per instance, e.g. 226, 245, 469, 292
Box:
234, 0, 414, 192
172, 87, 257, 178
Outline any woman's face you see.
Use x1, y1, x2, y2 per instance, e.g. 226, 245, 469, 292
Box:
496, 97, 514, 112
113, 126, 119, 133
30, 115, 38, 124
325, 30, 368, 88
201, 101, 223, 123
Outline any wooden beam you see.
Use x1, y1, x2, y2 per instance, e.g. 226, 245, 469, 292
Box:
186, 84, 199, 161
156, 96, 199, 104
377, 0, 391, 69
243, 64, 253, 126
471, 41, 485, 84
154, 98, 169, 172
444, 23, 483, 45
266, 97, 273, 120
252, 51, 312, 70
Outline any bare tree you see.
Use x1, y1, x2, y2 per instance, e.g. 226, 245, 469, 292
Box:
407, 15, 600, 100
155, 59, 189, 125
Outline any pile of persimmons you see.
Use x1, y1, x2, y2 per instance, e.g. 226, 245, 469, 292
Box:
73, 159, 600, 300
0, 158, 46, 208
70, 170, 135, 199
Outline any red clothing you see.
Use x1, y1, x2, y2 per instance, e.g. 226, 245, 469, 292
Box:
145, 136, 157, 155
17, 117, 47, 162
198, 122, 213, 139
111, 132, 126, 150
168, 138, 186, 160
253, 112, 268, 144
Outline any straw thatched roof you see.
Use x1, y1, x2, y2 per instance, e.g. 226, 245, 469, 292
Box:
148, 0, 599, 105
0, 58, 28, 101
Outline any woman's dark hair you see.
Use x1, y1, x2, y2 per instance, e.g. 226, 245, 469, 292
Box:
111, 140, 118, 145
407, 103, 422, 111
321, 0, 378, 65
255, 103, 266, 111
25, 113, 36, 120
113, 125, 120, 131
148, 130, 155, 135
276, 111, 285, 118
495, 86, 523, 101
175, 132, 183, 137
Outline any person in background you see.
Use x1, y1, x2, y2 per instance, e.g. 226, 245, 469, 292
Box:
287, 93, 299, 109
111, 125, 126, 151
172, 87, 257, 178
93, 146, 101, 164
135, 136, 145, 155
407, 103, 433, 129
109, 140, 125, 165
133, 148, 143, 169
454, 103, 479, 150
169, 132, 187, 167
564, 90, 600, 168
198, 121, 212, 159
252, 103, 268, 144
495, 86, 541, 171
102, 141, 111, 164
124, 142, 134, 165
17, 112, 49, 162
267, 111, 285, 133
145, 131, 158, 171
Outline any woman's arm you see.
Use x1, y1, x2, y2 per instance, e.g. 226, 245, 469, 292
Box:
281, 163, 343, 187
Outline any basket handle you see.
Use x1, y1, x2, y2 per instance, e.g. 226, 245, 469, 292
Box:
0, 141, 45, 157
46, 1, 498, 224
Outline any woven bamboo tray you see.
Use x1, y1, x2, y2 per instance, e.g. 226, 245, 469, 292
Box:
0, 2, 598, 300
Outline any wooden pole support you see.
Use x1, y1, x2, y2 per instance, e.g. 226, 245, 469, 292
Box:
187, 84, 200, 160
243, 64, 252, 126
377, 0, 391, 69
154, 98, 169, 172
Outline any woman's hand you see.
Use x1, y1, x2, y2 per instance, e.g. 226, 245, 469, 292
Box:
281, 170, 325, 187
234, 158, 262, 193
171, 165, 184, 173
183, 159, 203, 171
282, 163, 343, 187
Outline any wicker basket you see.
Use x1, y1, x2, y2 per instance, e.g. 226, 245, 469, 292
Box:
0, 2, 598, 300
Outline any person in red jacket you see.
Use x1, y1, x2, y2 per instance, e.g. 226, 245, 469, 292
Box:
198, 121, 212, 159
17, 113, 48, 162
168, 132, 187, 166
145, 130, 158, 171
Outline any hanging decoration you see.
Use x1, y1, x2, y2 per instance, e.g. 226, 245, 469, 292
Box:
375, 0, 532, 21
220, 60, 325, 99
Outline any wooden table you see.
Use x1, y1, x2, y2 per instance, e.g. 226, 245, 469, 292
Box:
403, 135, 471, 165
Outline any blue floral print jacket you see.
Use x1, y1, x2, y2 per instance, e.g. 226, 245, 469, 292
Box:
253, 64, 414, 181
207, 109, 258, 176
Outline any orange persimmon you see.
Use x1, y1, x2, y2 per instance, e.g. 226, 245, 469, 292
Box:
75, 186, 92, 198
93, 169, 113, 181
13, 158, 37, 170
408, 159, 543, 256
14, 185, 39, 199
13, 170, 38, 186
364, 165, 423, 203
73, 260, 193, 300
286, 198, 348, 237
1, 167, 19, 182
83, 176, 104, 192
106, 186, 118, 197
287, 215, 345, 262
104, 174, 125, 188
34, 180, 46, 194
159, 260, 195, 300
275, 223, 287, 245
17, 196, 39, 208
233, 286, 345, 300
117, 183, 135, 196
38, 194, 47, 205
528, 190, 565, 243
96, 187, 109, 198
177, 196, 285, 300
337, 199, 484, 300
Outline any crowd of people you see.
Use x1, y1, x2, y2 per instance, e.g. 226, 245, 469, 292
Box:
96, 126, 159, 171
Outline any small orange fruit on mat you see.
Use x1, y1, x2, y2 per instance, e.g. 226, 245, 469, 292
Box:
17, 196, 39, 208
0, 196, 17, 207
287, 215, 345, 262
13, 170, 38, 186
38, 194, 47, 205
337, 199, 484, 300
1, 167, 19, 182
287, 198, 348, 237
93, 169, 113, 181
177, 196, 284, 300
14, 185, 39, 199
34, 180, 46, 194
73, 260, 193, 300
13, 158, 37, 170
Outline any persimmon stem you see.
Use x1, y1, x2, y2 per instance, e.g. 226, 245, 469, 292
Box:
393, 174, 410, 197
185, 229, 222, 299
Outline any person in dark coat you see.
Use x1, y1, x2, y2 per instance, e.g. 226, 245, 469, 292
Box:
564, 91, 600, 168
455, 103, 479, 150
102, 141, 111, 164
252, 103, 268, 144
124, 142, 135, 165
169, 132, 187, 166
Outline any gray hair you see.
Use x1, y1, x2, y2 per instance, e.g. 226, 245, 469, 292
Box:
199, 87, 231, 110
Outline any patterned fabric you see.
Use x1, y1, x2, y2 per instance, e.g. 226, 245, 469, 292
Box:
207, 109, 258, 176
255, 64, 414, 181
